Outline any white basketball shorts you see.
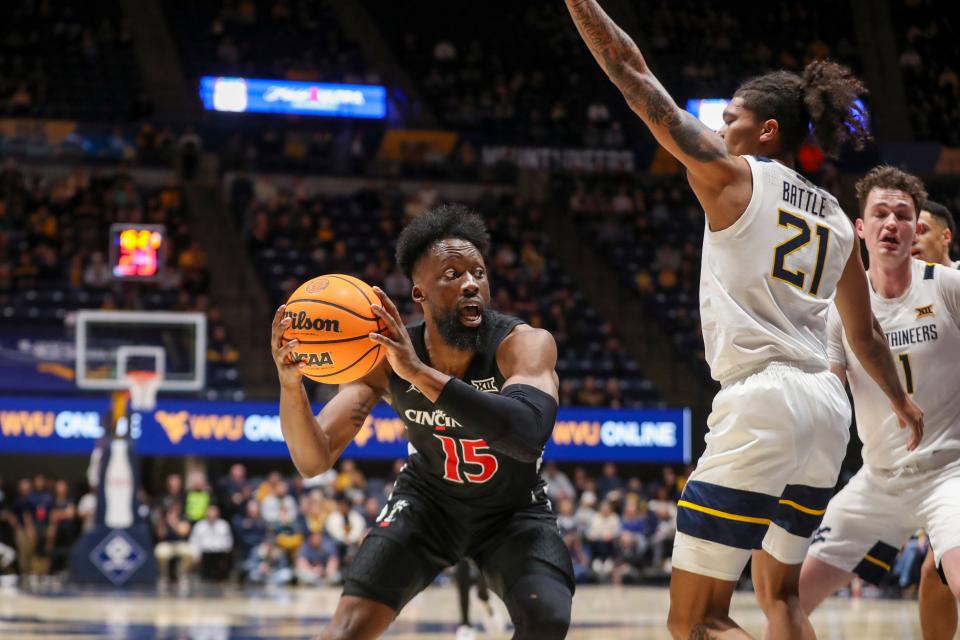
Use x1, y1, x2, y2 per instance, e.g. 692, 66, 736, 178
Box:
807, 459, 960, 583
672, 362, 851, 581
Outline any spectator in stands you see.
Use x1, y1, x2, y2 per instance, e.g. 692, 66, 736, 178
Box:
218, 463, 248, 521
611, 531, 648, 585
232, 499, 267, 563
45, 480, 77, 578
587, 500, 622, 580
648, 485, 678, 570
260, 476, 297, 525
324, 496, 365, 564
575, 376, 606, 407
189, 504, 233, 581
597, 463, 625, 502
542, 462, 576, 503
272, 502, 305, 561
245, 537, 293, 586
154, 502, 195, 586
296, 530, 340, 586
556, 497, 592, 584
184, 472, 211, 523
158, 473, 184, 513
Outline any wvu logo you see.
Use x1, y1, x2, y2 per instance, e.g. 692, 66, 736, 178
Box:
292, 351, 333, 366
915, 304, 935, 319
155, 411, 189, 444
470, 377, 499, 393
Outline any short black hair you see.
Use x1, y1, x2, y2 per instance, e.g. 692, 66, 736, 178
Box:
924, 200, 956, 237
395, 203, 491, 278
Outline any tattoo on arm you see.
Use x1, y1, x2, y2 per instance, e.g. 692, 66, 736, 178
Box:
567, 0, 726, 163
348, 399, 374, 431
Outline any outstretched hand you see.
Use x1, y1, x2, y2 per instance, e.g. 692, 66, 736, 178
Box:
368, 287, 425, 383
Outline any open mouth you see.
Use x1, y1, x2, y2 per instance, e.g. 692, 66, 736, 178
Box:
458, 301, 483, 327
879, 233, 899, 250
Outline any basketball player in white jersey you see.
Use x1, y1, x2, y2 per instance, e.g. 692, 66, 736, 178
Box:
800, 181, 960, 639
912, 199, 959, 640
565, 2, 923, 638
914, 200, 959, 269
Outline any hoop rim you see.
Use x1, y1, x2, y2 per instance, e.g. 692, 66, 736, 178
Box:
124, 369, 162, 411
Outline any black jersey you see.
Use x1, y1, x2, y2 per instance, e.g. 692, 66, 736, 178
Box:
387, 311, 547, 511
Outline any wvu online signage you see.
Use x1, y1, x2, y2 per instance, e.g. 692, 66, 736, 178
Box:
0, 397, 690, 463
199, 76, 387, 119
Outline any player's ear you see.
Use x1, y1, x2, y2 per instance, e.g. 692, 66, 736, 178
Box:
759, 118, 779, 144
854, 217, 866, 239
944, 227, 953, 245
411, 284, 424, 303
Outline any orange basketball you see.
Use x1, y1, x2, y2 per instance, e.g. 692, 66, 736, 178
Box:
282, 274, 386, 384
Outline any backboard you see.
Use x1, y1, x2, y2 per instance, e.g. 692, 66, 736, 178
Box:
74, 310, 206, 393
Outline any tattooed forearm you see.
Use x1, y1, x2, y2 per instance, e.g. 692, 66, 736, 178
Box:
567, 0, 614, 48
348, 399, 374, 431
567, 0, 727, 164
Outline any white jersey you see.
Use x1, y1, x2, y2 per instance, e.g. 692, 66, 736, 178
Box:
827, 260, 960, 469
700, 155, 855, 383
952, 259, 960, 270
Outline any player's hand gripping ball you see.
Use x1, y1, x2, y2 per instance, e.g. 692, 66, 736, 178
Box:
276, 274, 386, 384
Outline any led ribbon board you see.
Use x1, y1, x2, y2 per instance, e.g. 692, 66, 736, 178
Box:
200, 76, 387, 119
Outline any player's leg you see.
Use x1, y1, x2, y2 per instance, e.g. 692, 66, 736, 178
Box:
796, 555, 853, 614
920, 470, 960, 603
475, 511, 574, 640
456, 559, 473, 628
320, 594, 397, 640
753, 367, 855, 637
325, 491, 457, 640
798, 467, 911, 615
667, 567, 750, 639
942, 548, 960, 600
751, 551, 814, 640
669, 370, 804, 638
919, 550, 957, 640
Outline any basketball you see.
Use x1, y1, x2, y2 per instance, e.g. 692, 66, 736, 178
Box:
282, 274, 386, 384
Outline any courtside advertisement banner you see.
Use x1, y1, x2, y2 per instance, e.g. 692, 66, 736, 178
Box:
0, 397, 690, 463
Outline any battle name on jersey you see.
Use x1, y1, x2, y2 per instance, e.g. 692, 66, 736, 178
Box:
885, 322, 939, 348
782, 179, 827, 218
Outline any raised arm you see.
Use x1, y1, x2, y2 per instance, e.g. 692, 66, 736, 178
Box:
271, 305, 388, 477
833, 237, 924, 449
565, 0, 751, 228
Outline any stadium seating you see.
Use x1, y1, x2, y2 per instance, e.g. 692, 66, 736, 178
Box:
0, 0, 144, 121
0, 162, 243, 399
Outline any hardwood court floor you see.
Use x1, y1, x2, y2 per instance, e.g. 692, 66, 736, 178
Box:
0, 582, 948, 639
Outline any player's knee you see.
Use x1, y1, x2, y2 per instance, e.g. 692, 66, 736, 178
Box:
504, 574, 572, 640
320, 615, 369, 640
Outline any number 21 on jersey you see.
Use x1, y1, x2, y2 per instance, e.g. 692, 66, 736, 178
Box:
435, 435, 499, 484
771, 209, 831, 296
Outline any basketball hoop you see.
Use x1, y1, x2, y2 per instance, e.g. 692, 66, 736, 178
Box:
125, 370, 161, 411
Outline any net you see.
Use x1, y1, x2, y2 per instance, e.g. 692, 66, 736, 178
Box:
125, 370, 162, 411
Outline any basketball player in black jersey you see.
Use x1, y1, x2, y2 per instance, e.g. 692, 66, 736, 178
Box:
271, 204, 574, 640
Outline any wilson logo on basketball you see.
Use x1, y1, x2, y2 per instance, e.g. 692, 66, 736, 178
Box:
284, 310, 341, 333
293, 351, 334, 367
